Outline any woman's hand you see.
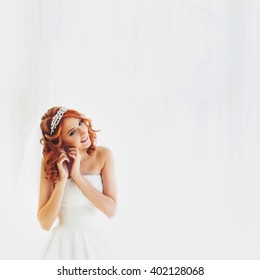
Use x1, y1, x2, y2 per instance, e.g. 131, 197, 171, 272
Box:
67, 147, 82, 180
56, 149, 70, 182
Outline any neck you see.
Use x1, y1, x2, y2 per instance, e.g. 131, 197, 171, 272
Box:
80, 148, 91, 161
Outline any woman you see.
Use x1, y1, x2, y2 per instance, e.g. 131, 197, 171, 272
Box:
38, 106, 117, 259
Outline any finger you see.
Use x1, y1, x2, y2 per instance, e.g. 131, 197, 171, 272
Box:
61, 150, 68, 155
67, 147, 79, 152
57, 160, 69, 169
68, 154, 77, 160
60, 148, 68, 154
57, 155, 70, 164
61, 156, 70, 162
57, 161, 69, 172
69, 154, 81, 161
68, 149, 80, 155
59, 153, 69, 159
59, 152, 68, 159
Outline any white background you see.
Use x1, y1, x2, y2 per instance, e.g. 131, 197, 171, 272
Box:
0, 0, 260, 259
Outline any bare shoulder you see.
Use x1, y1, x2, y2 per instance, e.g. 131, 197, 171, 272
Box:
95, 146, 114, 171
96, 145, 113, 159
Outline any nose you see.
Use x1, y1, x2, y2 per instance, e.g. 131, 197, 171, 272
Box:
79, 126, 86, 135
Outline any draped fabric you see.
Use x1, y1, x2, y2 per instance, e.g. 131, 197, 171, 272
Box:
1, 0, 260, 259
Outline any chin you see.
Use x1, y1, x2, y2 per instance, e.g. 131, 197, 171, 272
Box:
82, 141, 91, 148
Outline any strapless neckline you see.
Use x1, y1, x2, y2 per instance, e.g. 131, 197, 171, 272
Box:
67, 174, 101, 180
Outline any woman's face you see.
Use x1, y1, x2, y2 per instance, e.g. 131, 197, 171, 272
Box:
60, 117, 91, 150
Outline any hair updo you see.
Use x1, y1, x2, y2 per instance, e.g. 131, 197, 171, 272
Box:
40, 106, 100, 184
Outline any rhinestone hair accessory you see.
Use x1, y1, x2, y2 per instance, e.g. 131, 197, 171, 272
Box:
50, 107, 68, 135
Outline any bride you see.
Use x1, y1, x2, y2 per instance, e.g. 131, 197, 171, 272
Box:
38, 106, 117, 259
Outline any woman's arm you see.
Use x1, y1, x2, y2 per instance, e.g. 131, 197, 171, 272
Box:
73, 147, 117, 218
37, 152, 69, 230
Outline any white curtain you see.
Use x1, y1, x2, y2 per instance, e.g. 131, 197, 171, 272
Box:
1, 0, 260, 259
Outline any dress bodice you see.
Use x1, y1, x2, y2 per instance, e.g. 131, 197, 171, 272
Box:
42, 174, 112, 260
58, 175, 105, 227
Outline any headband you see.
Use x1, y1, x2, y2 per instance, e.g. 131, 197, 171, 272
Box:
50, 107, 68, 135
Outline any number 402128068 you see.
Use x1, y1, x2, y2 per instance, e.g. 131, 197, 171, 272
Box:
149, 266, 205, 276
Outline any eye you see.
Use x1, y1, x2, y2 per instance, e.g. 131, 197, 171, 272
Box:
79, 119, 83, 126
69, 130, 75, 136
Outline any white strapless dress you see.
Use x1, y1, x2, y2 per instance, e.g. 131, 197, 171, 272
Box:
41, 175, 111, 260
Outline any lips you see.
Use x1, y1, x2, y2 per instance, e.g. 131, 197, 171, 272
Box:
81, 136, 88, 143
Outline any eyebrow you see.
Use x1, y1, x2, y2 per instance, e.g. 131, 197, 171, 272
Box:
66, 118, 81, 135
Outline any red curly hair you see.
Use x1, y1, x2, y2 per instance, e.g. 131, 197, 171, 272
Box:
40, 106, 100, 184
